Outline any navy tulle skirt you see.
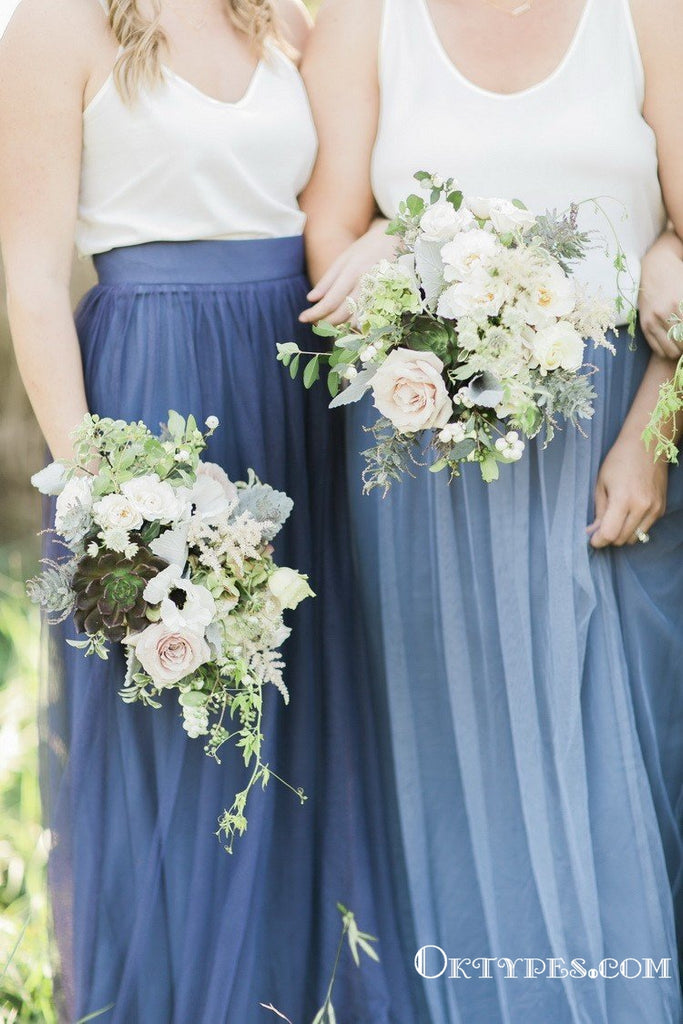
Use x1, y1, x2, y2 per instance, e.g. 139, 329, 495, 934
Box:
42, 238, 422, 1023
346, 329, 683, 1024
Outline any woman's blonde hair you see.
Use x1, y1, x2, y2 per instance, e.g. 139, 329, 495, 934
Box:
108, 0, 285, 99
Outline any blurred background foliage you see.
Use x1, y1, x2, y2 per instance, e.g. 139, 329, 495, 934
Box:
1, 2, 320, 1019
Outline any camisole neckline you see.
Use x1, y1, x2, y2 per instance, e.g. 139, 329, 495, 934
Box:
415, 0, 595, 101
84, 52, 266, 119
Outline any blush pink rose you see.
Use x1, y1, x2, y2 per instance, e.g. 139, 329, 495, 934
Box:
371, 348, 453, 433
125, 622, 211, 687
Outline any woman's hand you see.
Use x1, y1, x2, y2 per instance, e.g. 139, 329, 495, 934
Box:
639, 230, 683, 359
299, 219, 397, 326
587, 431, 668, 548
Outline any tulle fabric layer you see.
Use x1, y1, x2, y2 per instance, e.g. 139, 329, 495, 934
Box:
41, 239, 425, 1024
346, 330, 683, 1024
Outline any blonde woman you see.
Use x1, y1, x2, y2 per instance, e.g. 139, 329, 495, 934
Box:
301, 0, 683, 1022
0, 2, 409, 1021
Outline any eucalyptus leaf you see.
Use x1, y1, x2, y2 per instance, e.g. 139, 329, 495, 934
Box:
329, 367, 377, 409
313, 321, 340, 338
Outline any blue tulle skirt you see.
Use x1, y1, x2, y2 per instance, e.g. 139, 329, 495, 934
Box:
42, 238, 422, 1023
346, 330, 683, 1024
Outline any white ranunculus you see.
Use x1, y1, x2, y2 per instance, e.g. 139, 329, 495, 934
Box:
31, 461, 68, 496
371, 348, 453, 433
93, 493, 144, 533
124, 622, 211, 688
55, 476, 94, 538
489, 200, 537, 235
420, 201, 474, 242
120, 474, 186, 524
441, 230, 500, 282
437, 272, 510, 321
268, 567, 315, 611
530, 322, 585, 373
519, 265, 576, 327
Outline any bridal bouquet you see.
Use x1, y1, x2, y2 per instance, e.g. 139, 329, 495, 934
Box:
28, 411, 314, 852
280, 172, 628, 493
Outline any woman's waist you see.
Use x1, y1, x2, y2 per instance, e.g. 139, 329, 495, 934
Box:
91, 237, 307, 287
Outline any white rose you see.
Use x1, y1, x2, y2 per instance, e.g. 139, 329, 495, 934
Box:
93, 494, 144, 533
437, 272, 510, 321
441, 230, 501, 282
125, 622, 211, 688
31, 461, 68, 496
121, 474, 186, 524
371, 348, 453, 433
268, 567, 315, 610
530, 322, 585, 373
420, 201, 475, 242
55, 476, 94, 535
467, 196, 504, 220
519, 265, 576, 327
489, 200, 537, 235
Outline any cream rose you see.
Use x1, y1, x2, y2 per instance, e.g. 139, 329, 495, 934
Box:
125, 622, 211, 687
371, 348, 453, 433
420, 201, 474, 242
437, 272, 510, 321
93, 494, 144, 533
268, 567, 315, 610
121, 474, 186, 524
488, 200, 537, 235
531, 322, 585, 373
520, 265, 576, 327
441, 230, 500, 282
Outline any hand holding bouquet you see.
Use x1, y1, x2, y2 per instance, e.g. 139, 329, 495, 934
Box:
281, 172, 630, 493
28, 411, 314, 852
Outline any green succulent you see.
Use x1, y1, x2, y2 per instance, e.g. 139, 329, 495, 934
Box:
72, 548, 167, 642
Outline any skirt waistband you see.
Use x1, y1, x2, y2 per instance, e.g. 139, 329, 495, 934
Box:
93, 237, 306, 286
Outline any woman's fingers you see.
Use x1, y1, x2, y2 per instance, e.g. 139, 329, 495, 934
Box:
300, 268, 358, 324
590, 494, 664, 548
641, 309, 683, 359
589, 490, 629, 548
586, 480, 608, 538
306, 252, 350, 303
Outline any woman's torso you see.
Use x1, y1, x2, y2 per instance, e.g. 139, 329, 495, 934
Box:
0, 0, 317, 256
371, 0, 666, 318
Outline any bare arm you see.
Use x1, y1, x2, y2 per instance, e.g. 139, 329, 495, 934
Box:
0, 0, 90, 460
276, 0, 314, 57
298, 0, 396, 324
589, 0, 683, 547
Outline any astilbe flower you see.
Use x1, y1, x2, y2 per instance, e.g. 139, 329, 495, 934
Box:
72, 548, 167, 642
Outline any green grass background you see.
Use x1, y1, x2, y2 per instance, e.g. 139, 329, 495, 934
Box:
0, 4, 320, 1020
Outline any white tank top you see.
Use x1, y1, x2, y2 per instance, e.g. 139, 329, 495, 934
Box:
371, 0, 666, 320
0, 0, 317, 255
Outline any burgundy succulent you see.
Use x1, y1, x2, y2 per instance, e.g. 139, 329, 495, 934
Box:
72, 548, 167, 643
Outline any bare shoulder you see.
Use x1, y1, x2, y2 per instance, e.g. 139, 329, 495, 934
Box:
0, 0, 102, 78
314, 0, 382, 38
274, 0, 313, 53
630, 0, 683, 69
305, 0, 382, 69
